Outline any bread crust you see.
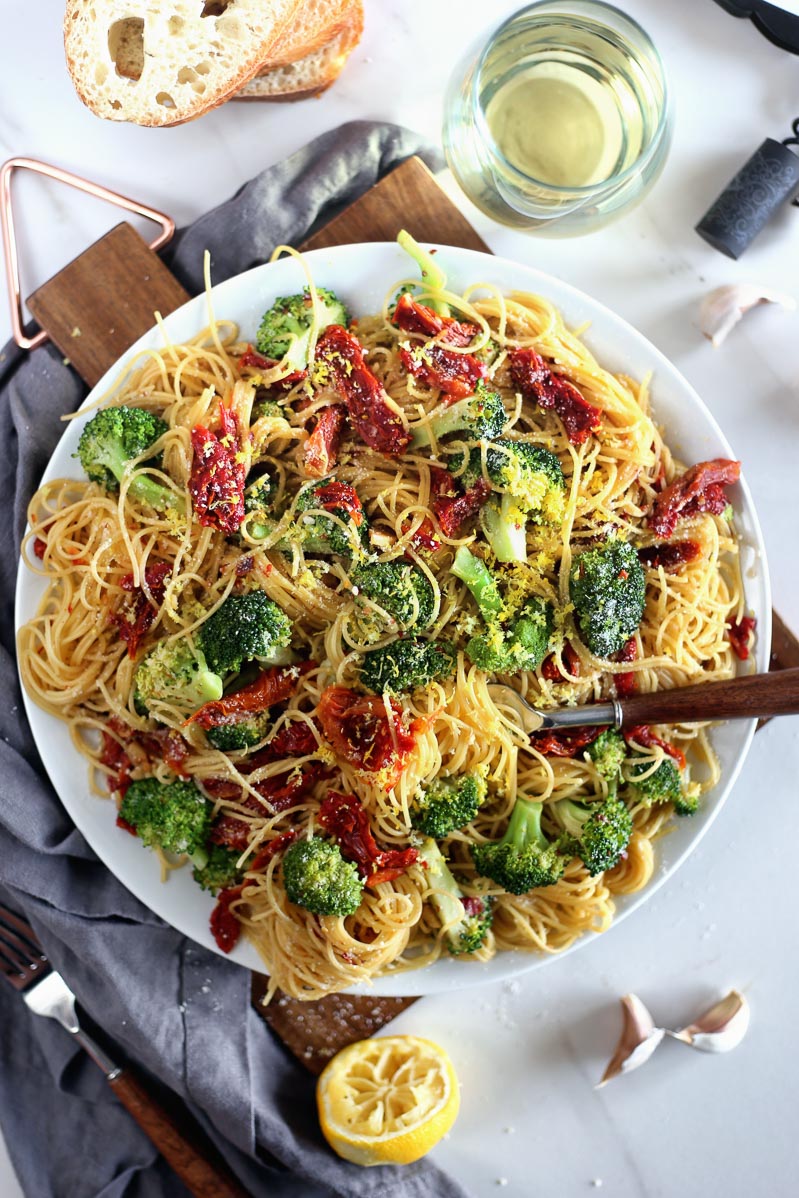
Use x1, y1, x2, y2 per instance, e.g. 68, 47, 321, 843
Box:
264, 0, 351, 70
233, 1, 362, 101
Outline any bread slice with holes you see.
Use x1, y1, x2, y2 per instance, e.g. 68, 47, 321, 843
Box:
264, 0, 351, 69
64, 0, 302, 126
235, 2, 362, 100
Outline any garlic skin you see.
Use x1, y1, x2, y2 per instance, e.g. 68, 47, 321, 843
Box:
669, 989, 750, 1054
700, 284, 795, 348
597, 993, 665, 1087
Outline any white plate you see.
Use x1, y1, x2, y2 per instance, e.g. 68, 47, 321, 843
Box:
15, 242, 771, 994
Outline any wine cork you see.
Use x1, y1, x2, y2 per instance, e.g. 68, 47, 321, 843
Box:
696, 138, 799, 259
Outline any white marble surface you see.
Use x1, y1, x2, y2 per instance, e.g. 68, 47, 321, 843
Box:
2, 2, 799, 1196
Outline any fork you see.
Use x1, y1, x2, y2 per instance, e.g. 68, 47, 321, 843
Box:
0, 903, 250, 1198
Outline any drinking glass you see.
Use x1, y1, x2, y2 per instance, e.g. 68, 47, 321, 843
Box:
443, 1, 672, 236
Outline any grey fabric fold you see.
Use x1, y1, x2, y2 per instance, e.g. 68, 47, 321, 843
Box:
0, 120, 471, 1198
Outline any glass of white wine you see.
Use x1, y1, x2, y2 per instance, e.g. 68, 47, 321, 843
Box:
443, 1, 672, 235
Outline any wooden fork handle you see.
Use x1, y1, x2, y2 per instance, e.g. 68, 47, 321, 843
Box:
618, 667, 799, 727
108, 1069, 250, 1198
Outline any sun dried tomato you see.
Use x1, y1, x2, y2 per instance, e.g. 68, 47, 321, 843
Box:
624, 725, 686, 771
210, 885, 243, 953
402, 515, 441, 555
527, 726, 602, 757
116, 814, 138, 835
542, 641, 582, 682
248, 720, 321, 768
187, 662, 315, 730
209, 764, 330, 850
189, 403, 246, 534
238, 345, 306, 390
432, 476, 492, 538
318, 790, 418, 887
110, 561, 171, 659
101, 728, 133, 797
312, 480, 365, 525
510, 348, 601, 445
727, 615, 756, 661
32, 537, 47, 560
315, 325, 411, 456
611, 636, 638, 699
250, 829, 298, 873
638, 540, 702, 571
400, 342, 487, 402
317, 686, 422, 788
393, 294, 480, 347
235, 555, 254, 578
303, 404, 346, 477
648, 460, 740, 540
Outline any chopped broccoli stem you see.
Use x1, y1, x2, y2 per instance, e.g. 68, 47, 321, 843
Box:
569, 538, 646, 658
198, 591, 292, 676
192, 844, 242, 894
588, 728, 627, 781
77, 406, 184, 514
120, 777, 211, 857
397, 230, 449, 315
471, 796, 565, 893
482, 496, 529, 564
350, 560, 435, 635
134, 638, 223, 714
256, 287, 348, 372
554, 793, 633, 875
481, 439, 566, 563
416, 838, 492, 955
282, 836, 364, 916
451, 545, 503, 620
410, 772, 487, 838
359, 637, 456, 695
409, 381, 507, 448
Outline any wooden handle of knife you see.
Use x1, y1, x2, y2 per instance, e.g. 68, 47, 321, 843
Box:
619, 668, 799, 727
108, 1069, 250, 1198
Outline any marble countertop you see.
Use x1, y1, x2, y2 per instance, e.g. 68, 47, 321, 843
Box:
2, 1, 799, 1195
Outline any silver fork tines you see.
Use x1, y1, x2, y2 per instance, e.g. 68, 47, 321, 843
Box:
0, 907, 49, 989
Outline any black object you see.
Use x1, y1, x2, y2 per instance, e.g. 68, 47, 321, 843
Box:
713, 0, 799, 54
696, 121, 799, 258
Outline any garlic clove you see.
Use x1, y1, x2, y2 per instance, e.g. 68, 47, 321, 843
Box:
700, 284, 795, 348
669, 988, 750, 1054
597, 993, 665, 1087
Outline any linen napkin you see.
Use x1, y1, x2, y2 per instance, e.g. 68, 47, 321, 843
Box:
0, 120, 472, 1198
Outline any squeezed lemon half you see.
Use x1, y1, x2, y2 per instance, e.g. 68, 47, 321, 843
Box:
316, 1035, 460, 1166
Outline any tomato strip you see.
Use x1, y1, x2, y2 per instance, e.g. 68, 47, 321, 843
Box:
612, 637, 638, 699
315, 325, 411, 456
110, 561, 171, 659
303, 404, 346, 477
317, 685, 422, 788
510, 348, 601, 445
527, 727, 602, 757
727, 616, 756, 661
638, 541, 702, 571
318, 790, 418, 887
624, 726, 686, 771
210, 886, 243, 953
648, 460, 740, 539
189, 403, 246, 534
393, 294, 480, 346
187, 662, 316, 730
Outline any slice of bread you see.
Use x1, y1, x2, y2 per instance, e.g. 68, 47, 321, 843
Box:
234, 2, 362, 101
64, 0, 302, 126
265, 0, 351, 70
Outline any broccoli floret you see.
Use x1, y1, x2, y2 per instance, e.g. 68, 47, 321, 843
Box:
77, 406, 184, 514
192, 844, 243, 894
480, 440, 566, 563
451, 545, 504, 620
627, 756, 684, 806
198, 591, 292, 676
246, 478, 369, 558
397, 229, 450, 315
569, 538, 646, 658
359, 637, 456, 695
282, 836, 364, 916
416, 838, 492, 954
350, 560, 435, 634
410, 772, 487, 838
467, 597, 553, 674
244, 471, 277, 515
134, 638, 223, 714
410, 381, 507, 448
206, 709, 272, 751
554, 793, 633, 875
256, 287, 348, 372
471, 795, 565, 893
120, 777, 211, 859
588, 728, 627, 781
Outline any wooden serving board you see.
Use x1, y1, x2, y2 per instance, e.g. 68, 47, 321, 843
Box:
23, 154, 799, 1076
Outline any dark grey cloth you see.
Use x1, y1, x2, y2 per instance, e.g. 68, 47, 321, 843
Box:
0, 121, 469, 1198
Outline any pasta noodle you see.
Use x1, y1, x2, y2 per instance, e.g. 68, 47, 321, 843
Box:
17, 260, 745, 1001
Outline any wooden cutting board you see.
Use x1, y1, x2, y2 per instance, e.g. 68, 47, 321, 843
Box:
23, 154, 799, 1076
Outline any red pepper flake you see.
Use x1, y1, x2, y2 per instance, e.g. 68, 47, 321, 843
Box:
318, 790, 418, 887
624, 725, 686, 771
110, 561, 171, 659
162, 729, 191, 777
189, 402, 246, 534
527, 726, 602, 757
510, 348, 601, 446
32, 537, 47, 560
317, 685, 422, 788
727, 615, 756, 661
542, 641, 582, 682
315, 325, 411, 456
303, 403, 346, 477
612, 636, 638, 699
210, 885, 243, 953
187, 662, 316, 730
648, 460, 740, 540
638, 541, 702, 571
238, 345, 306, 390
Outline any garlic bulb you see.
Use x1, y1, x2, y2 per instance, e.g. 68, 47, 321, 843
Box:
669, 989, 750, 1054
597, 993, 665, 1087
700, 284, 795, 348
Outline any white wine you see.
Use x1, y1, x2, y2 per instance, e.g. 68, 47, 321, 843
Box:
443, 2, 671, 234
